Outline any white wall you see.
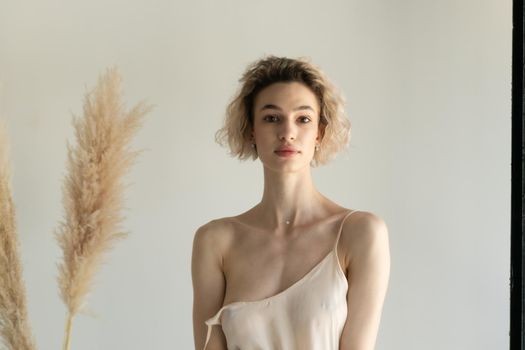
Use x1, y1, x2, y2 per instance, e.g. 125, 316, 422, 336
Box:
0, 0, 511, 349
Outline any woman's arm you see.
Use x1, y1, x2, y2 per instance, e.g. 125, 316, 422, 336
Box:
339, 211, 391, 350
191, 221, 229, 350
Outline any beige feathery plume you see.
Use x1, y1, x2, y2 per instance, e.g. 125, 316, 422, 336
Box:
0, 120, 37, 350
54, 67, 151, 350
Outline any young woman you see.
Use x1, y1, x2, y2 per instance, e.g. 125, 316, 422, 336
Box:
192, 55, 390, 350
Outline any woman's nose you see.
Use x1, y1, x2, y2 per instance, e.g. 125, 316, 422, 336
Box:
278, 120, 296, 140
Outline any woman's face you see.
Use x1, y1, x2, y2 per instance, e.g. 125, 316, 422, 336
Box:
251, 81, 321, 172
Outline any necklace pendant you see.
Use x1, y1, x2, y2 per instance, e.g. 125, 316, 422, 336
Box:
285, 220, 290, 225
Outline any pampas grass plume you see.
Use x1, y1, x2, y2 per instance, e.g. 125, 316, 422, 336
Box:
54, 67, 151, 349
0, 120, 37, 350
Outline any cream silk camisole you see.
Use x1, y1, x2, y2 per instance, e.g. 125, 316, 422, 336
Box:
203, 209, 359, 350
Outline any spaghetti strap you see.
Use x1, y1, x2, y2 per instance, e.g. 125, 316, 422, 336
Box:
203, 307, 225, 350
333, 209, 359, 252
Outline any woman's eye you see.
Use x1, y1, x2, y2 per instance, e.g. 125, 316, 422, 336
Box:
264, 115, 279, 122
299, 116, 312, 123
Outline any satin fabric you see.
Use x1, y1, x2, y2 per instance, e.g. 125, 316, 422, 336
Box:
203, 210, 358, 350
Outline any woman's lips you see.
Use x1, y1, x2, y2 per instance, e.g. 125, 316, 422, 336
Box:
275, 150, 298, 157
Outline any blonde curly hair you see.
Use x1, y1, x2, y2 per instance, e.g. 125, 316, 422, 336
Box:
215, 55, 351, 167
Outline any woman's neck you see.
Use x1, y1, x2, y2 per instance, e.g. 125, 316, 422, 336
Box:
255, 166, 327, 230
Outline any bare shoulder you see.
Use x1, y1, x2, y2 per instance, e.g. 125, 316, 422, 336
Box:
193, 217, 235, 252
340, 210, 390, 265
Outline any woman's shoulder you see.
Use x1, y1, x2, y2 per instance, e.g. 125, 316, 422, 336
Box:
341, 209, 389, 253
193, 216, 237, 250
346, 208, 383, 219
196, 216, 235, 231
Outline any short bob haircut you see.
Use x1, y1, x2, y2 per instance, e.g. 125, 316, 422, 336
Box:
215, 55, 351, 167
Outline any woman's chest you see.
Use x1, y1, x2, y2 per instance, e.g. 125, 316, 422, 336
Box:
221, 220, 346, 305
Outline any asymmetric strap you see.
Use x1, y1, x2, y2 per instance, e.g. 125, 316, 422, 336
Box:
202, 209, 360, 350
334, 209, 359, 252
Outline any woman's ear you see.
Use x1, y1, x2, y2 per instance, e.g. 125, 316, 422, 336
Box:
317, 124, 326, 141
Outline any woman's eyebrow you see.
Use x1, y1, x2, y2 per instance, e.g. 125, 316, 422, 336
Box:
259, 104, 315, 112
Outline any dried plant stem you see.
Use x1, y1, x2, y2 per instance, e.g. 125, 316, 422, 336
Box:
55, 67, 151, 348
62, 312, 72, 350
